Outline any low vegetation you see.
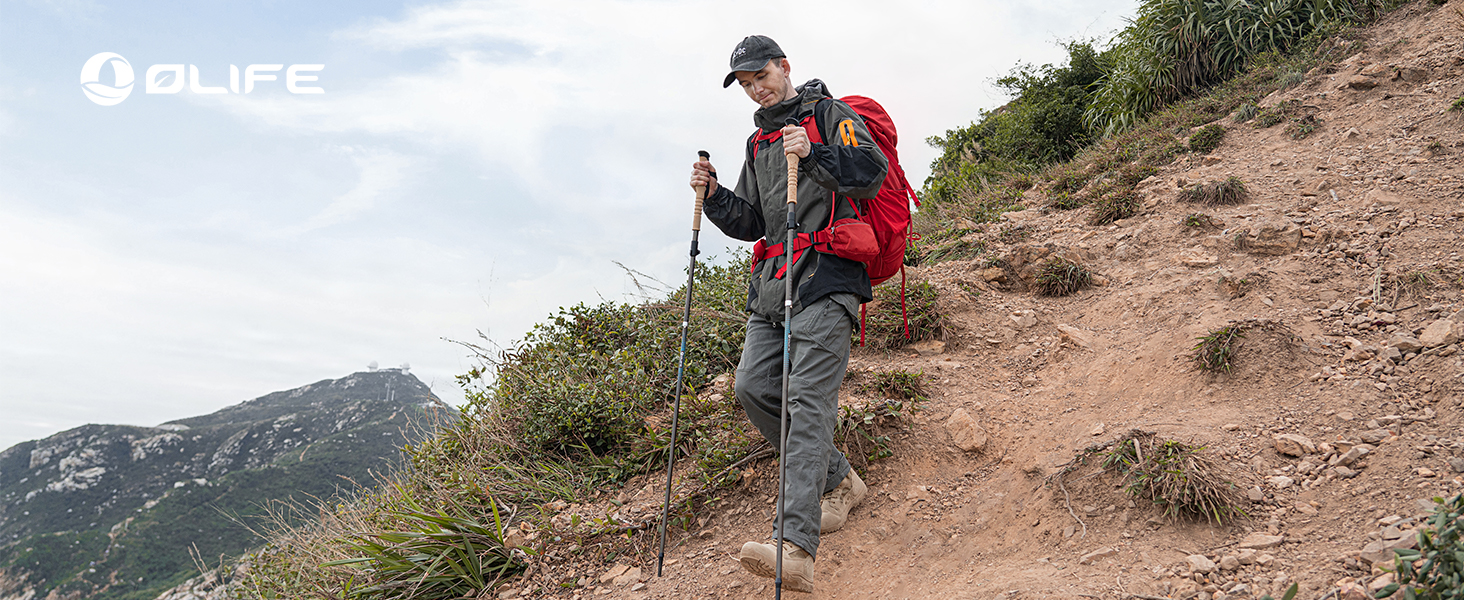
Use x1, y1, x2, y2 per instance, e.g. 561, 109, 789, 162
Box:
1101, 431, 1247, 524
1182, 212, 1220, 229
1191, 324, 1248, 373
1032, 257, 1092, 297
1385, 493, 1464, 600
1089, 190, 1141, 226
1180, 176, 1249, 206
1188, 123, 1226, 153
861, 280, 947, 350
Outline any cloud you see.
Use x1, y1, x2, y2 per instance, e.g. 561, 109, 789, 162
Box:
284, 148, 413, 234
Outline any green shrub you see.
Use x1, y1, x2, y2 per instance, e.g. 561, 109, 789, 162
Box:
1384, 493, 1464, 600
1188, 124, 1227, 153
478, 255, 748, 456
1452, 96, 1464, 111
1183, 213, 1219, 228
1032, 257, 1092, 297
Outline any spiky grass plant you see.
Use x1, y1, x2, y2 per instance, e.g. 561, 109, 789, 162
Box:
1101, 431, 1247, 524
1084, 0, 1382, 135
1089, 190, 1141, 226
1450, 95, 1463, 111
1180, 176, 1248, 206
1191, 325, 1247, 372
1033, 257, 1092, 297
1188, 123, 1227, 153
1232, 103, 1259, 123
323, 501, 524, 600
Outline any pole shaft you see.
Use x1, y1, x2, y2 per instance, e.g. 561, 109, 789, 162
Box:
775, 151, 798, 597
658, 151, 709, 577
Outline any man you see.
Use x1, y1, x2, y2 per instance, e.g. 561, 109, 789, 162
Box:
688, 35, 887, 593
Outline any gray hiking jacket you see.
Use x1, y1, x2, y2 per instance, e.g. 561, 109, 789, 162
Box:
704, 79, 888, 321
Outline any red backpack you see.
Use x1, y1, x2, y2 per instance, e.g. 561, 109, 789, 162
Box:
747, 95, 922, 344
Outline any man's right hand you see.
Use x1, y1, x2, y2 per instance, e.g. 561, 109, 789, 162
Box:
690, 159, 718, 196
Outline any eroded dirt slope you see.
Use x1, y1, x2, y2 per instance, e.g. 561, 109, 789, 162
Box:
520, 5, 1464, 600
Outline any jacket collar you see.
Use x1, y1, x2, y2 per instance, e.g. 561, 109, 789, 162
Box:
753, 79, 830, 132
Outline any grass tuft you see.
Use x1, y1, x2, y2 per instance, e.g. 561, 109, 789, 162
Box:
1232, 103, 1259, 123
1101, 431, 1248, 524
1255, 100, 1298, 128
1191, 325, 1247, 372
1180, 176, 1248, 206
1188, 124, 1227, 154
1451, 95, 1463, 111
1032, 257, 1092, 297
1277, 70, 1305, 90
1049, 190, 1088, 210
1089, 190, 1141, 226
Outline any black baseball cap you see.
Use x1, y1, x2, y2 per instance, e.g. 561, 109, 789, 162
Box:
722, 35, 785, 88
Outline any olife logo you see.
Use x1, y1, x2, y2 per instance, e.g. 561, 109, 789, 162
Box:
80, 52, 324, 106
80, 52, 135, 106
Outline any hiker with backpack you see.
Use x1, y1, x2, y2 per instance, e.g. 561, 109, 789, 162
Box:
688, 35, 917, 593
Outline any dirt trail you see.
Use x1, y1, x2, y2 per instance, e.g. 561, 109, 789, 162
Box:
542, 5, 1464, 599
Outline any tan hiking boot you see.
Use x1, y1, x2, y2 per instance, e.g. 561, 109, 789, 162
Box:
819, 468, 867, 533
738, 540, 814, 593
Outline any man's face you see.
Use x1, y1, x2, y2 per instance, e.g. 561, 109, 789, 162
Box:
735, 59, 791, 109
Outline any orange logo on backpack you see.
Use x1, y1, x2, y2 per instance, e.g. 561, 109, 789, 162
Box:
837, 119, 859, 147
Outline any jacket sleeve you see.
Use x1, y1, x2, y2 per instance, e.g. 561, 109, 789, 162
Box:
702, 157, 765, 242
805, 100, 887, 199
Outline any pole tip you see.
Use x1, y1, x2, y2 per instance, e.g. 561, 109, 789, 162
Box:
698, 150, 710, 160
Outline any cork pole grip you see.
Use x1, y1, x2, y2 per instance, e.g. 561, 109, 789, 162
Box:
785, 153, 799, 205
693, 150, 709, 231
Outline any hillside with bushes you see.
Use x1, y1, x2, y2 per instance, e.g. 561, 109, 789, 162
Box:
0, 370, 449, 600
192, 1, 1463, 599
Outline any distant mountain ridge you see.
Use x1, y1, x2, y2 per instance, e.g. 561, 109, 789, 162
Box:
0, 369, 453, 600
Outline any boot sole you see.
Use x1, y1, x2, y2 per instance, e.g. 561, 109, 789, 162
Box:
739, 555, 814, 593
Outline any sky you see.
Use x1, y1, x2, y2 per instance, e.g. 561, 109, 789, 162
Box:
0, 0, 1140, 452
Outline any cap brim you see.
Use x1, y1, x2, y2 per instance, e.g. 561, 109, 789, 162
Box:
722, 57, 772, 88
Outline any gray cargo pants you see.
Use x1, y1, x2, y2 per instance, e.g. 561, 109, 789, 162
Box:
735, 295, 853, 560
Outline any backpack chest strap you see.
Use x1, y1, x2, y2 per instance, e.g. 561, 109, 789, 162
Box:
750, 112, 823, 159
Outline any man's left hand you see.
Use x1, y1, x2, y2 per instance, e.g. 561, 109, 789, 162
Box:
781, 125, 811, 159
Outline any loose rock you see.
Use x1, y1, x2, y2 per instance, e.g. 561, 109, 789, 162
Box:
1272, 433, 1316, 457
944, 409, 989, 452
1239, 533, 1285, 550
1080, 547, 1117, 565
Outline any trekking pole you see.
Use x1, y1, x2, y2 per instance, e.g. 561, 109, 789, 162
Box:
775, 125, 799, 600
657, 150, 710, 577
